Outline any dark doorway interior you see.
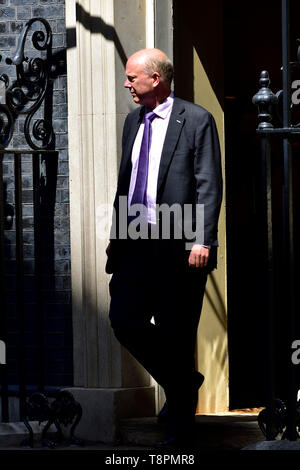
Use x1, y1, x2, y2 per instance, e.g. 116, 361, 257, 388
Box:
224, 0, 300, 409
173, 0, 300, 410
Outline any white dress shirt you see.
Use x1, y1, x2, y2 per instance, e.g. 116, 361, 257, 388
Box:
128, 92, 174, 224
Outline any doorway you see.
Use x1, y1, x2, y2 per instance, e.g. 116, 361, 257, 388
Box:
173, 0, 300, 410
225, 0, 300, 408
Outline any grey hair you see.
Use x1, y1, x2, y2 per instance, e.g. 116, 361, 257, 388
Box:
144, 57, 174, 86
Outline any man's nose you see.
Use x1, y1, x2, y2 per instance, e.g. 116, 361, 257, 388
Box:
124, 78, 131, 88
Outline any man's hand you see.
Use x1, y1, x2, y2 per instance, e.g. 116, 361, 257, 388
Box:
188, 245, 210, 268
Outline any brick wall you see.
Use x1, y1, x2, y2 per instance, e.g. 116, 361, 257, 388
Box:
0, 0, 72, 391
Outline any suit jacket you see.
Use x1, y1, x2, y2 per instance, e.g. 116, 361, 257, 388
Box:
107, 96, 223, 273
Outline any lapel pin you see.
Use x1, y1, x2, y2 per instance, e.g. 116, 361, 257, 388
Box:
176, 119, 181, 123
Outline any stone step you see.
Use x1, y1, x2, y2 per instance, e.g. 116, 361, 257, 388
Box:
119, 414, 264, 450
0, 421, 56, 448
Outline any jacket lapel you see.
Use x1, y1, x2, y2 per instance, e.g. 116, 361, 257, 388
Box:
157, 98, 185, 198
118, 98, 186, 197
118, 107, 144, 191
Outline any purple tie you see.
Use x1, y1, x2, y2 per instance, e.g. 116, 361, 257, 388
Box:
130, 110, 156, 207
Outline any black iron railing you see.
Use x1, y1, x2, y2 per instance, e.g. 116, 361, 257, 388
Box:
0, 149, 59, 422
0, 18, 56, 422
253, 0, 300, 440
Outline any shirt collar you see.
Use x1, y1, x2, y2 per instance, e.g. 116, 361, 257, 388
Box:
151, 92, 174, 119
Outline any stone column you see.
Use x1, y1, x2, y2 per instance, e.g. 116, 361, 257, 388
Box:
66, 0, 155, 443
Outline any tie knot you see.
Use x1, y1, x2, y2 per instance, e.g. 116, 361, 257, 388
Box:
145, 111, 156, 122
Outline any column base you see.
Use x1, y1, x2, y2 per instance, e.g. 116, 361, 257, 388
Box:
64, 386, 156, 443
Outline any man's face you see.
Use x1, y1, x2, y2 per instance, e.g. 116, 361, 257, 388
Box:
124, 58, 156, 107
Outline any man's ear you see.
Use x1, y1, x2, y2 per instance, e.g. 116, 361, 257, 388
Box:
152, 72, 160, 88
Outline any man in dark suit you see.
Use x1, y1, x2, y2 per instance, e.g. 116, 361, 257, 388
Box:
107, 48, 222, 448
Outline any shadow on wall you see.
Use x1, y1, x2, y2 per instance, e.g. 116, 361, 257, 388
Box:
205, 272, 227, 332
66, 3, 127, 67
173, 0, 224, 110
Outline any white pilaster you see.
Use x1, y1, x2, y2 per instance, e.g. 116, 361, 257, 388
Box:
66, 0, 155, 441
146, 0, 155, 48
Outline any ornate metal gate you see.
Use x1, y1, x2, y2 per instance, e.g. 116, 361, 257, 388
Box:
0, 18, 58, 422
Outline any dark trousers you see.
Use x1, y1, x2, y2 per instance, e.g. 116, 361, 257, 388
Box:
109, 238, 207, 437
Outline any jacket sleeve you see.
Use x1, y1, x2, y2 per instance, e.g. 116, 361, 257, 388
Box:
193, 111, 223, 246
